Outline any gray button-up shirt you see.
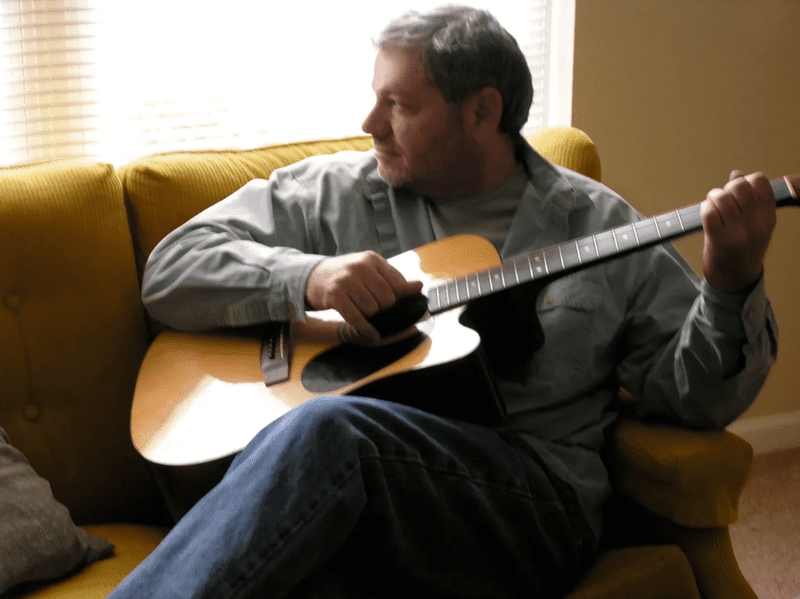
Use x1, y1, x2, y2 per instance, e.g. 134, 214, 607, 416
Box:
142, 144, 777, 538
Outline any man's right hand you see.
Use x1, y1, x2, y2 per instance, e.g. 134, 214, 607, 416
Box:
305, 251, 424, 342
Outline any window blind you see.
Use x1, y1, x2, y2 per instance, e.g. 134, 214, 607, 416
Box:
1, 0, 572, 167
0, 1, 101, 164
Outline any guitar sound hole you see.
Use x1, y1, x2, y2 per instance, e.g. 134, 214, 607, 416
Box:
302, 332, 428, 393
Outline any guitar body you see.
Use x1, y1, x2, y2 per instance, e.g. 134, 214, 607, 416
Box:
131, 235, 507, 473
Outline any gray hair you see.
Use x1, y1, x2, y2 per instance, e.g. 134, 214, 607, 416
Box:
377, 5, 533, 145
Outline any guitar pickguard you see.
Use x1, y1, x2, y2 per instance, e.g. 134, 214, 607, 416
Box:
302, 330, 429, 392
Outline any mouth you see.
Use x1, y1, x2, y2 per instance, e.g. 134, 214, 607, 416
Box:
372, 143, 398, 159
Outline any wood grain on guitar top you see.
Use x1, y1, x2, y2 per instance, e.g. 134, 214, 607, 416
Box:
131, 235, 501, 467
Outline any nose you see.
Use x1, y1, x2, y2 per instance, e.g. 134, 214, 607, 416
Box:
362, 102, 389, 139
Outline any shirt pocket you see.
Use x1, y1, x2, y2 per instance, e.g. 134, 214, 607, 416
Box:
537, 271, 603, 313
533, 271, 608, 387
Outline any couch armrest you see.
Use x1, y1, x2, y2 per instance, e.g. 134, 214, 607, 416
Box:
608, 415, 753, 528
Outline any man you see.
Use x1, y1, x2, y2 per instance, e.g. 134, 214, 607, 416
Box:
112, 5, 777, 598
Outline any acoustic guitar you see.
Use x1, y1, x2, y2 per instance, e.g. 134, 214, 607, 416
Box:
132, 176, 799, 477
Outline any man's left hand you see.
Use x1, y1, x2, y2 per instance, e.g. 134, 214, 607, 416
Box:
701, 170, 776, 293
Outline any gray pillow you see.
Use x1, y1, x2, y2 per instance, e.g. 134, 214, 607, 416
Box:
0, 427, 114, 594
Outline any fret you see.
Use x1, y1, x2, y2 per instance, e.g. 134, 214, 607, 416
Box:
677, 204, 702, 231
525, 254, 536, 279
455, 275, 470, 303
575, 240, 583, 264
613, 224, 638, 251
512, 256, 534, 285
573, 236, 597, 263
477, 268, 492, 294
633, 218, 660, 245
434, 284, 446, 311
594, 230, 617, 258
501, 260, 518, 286
489, 267, 504, 291
654, 211, 683, 238
465, 273, 480, 300
674, 209, 684, 232
530, 251, 548, 276
559, 239, 581, 270
610, 228, 620, 252
447, 279, 461, 306
543, 246, 562, 275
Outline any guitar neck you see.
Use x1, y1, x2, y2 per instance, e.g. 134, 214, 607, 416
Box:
428, 174, 800, 315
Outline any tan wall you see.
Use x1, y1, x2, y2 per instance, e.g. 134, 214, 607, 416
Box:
572, 0, 800, 421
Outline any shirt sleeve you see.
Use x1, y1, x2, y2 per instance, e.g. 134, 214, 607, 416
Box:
141, 174, 328, 331
616, 243, 778, 429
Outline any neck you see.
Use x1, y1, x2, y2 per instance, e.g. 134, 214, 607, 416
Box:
428, 135, 521, 204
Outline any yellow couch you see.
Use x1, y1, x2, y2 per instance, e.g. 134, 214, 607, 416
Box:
0, 128, 757, 598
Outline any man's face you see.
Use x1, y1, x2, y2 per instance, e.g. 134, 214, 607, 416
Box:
362, 47, 479, 200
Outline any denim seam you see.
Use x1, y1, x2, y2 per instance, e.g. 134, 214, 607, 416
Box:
362, 454, 537, 501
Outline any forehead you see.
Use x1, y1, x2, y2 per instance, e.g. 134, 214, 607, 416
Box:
371, 46, 435, 95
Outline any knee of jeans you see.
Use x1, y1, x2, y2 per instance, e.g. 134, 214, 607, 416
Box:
285, 396, 381, 448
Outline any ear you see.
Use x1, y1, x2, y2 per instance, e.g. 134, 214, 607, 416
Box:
468, 87, 504, 139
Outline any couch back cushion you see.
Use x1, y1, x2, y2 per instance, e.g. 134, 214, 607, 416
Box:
118, 136, 374, 289
118, 130, 601, 291
0, 161, 161, 525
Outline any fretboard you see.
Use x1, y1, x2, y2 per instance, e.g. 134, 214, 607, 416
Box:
427, 175, 799, 315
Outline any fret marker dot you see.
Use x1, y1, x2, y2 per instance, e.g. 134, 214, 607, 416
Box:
536, 267, 543, 274
666, 220, 672, 227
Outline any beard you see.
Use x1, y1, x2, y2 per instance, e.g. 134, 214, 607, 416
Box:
373, 137, 483, 202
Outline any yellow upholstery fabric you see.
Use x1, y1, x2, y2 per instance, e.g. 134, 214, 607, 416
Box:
1, 128, 755, 597
676, 526, 758, 599
604, 491, 759, 599
0, 161, 160, 525
527, 126, 602, 182
17, 525, 167, 599
565, 546, 701, 599
118, 136, 374, 284
610, 417, 753, 528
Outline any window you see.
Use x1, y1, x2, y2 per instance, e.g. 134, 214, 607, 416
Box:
1, 0, 574, 167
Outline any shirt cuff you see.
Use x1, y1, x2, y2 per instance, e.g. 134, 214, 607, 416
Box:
699, 275, 768, 343
271, 253, 328, 322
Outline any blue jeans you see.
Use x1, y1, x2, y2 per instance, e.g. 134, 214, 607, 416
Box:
109, 396, 596, 598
